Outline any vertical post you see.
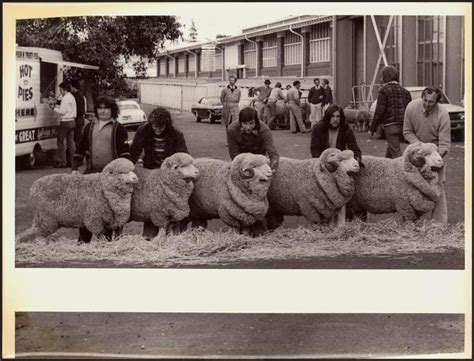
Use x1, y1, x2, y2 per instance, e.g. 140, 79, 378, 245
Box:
256, 38, 263, 78
442, 15, 447, 91
276, 32, 285, 77
302, 27, 311, 78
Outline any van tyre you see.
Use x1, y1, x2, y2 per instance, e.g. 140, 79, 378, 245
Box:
195, 112, 202, 123
22, 150, 38, 170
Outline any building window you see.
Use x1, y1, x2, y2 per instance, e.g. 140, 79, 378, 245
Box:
417, 15, 444, 87
188, 55, 195, 73
168, 59, 175, 75
284, 30, 301, 65
215, 51, 222, 70
309, 22, 331, 63
159, 59, 166, 75
262, 34, 277, 67
244, 41, 256, 69
178, 56, 185, 73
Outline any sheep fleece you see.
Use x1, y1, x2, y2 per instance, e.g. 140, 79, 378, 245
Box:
27, 161, 135, 236
349, 155, 442, 219
188, 158, 269, 228
267, 156, 356, 223
130, 166, 194, 226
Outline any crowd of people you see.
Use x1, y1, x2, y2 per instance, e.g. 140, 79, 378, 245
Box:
221, 77, 334, 134
48, 65, 450, 244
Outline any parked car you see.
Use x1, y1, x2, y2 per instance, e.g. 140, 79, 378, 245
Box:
191, 96, 223, 123
117, 100, 147, 129
369, 86, 465, 141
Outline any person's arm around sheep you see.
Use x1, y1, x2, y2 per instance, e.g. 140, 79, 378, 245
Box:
345, 127, 363, 163
130, 125, 146, 164
260, 124, 279, 171
174, 129, 189, 154
115, 122, 132, 160
310, 124, 325, 158
226, 124, 241, 161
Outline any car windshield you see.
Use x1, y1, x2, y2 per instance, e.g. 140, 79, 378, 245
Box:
409, 90, 450, 104
119, 103, 139, 110
201, 97, 221, 105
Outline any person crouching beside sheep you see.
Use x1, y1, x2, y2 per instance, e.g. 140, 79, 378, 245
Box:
310, 104, 364, 166
71, 95, 132, 244
130, 106, 190, 240
226, 106, 280, 235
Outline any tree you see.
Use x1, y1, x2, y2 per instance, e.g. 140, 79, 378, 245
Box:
16, 16, 183, 98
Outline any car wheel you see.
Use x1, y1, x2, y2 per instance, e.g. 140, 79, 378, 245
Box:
22, 148, 40, 169
194, 112, 202, 123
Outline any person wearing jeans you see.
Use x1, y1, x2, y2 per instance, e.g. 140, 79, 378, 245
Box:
53, 81, 77, 168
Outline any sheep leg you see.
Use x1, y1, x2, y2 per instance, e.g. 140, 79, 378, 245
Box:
155, 222, 169, 246
336, 205, 346, 226
15, 226, 40, 243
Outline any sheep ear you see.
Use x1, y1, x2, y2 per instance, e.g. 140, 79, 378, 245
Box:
240, 167, 255, 179
408, 149, 426, 168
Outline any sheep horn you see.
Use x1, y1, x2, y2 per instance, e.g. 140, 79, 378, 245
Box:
240, 167, 255, 179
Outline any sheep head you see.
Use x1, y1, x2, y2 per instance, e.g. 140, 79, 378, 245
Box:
101, 158, 138, 195
320, 148, 360, 175
231, 153, 273, 198
161, 152, 200, 183
405, 142, 444, 180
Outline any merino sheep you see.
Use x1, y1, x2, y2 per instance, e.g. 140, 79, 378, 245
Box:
130, 153, 199, 240
266, 148, 360, 229
347, 142, 444, 221
16, 158, 138, 243
185, 153, 273, 234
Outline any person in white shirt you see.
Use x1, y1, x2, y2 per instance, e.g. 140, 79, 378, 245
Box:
266, 82, 287, 129
52, 81, 77, 168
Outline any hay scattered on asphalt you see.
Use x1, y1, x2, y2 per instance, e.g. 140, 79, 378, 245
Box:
15, 219, 464, 267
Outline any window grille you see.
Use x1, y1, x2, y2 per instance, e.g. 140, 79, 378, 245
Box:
215, 52, 222, 70
188, 55, 195, 73
416, 16, 444, 87
284, 31, 301, 65
244, 41, 256, 69
309, 22, 331, 63
178, 57, 185, 73
262, 34, 277, 67
159, 59, 166, 75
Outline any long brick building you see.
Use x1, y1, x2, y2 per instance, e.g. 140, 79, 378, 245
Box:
155, 15, 465, 107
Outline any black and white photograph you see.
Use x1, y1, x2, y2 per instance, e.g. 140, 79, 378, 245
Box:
3, 2, 471, 359
12, 10, 467, 269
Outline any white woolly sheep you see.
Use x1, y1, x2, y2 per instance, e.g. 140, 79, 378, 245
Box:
347, 142, 444, 221
129, 152, 199, 241
185, 153, 273, 234
266, 148, 360, 229
16, 158, 138, 243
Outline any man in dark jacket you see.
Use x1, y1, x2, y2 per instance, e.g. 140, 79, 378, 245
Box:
310, 103, 362, 163
71, 95, 131, 243
370, 65, 412, 158
227, 107, 279, 171
130, 106, 189, 239
307, 78, 325, 129
322, 79, 333, 113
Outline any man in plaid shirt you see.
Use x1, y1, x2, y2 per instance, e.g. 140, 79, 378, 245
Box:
370, 66, 412, 158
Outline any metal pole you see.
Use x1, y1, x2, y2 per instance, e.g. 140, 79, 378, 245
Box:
370, 15, 393, 67
244, 34, 258, 78
368, 16, 394, 99
289, 25, 304, 79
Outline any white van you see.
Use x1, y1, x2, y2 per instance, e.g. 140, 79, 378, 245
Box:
15, 46, 98, 168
